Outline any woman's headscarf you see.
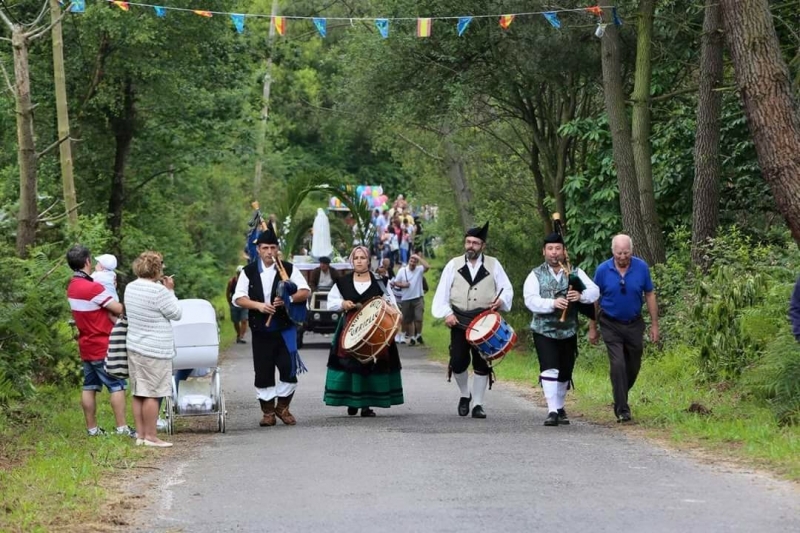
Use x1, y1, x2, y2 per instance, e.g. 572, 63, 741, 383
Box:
348, 245, 371, 266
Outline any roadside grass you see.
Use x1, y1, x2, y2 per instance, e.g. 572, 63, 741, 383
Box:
421, 261, 800, 481
0, 288, 237, 532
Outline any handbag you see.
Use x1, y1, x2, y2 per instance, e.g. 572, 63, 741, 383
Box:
105, 316, 130, 379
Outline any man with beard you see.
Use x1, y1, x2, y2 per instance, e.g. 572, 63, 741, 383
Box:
588, 234, 659, 423
432, 222, 513, 419
523, 233, 598, 426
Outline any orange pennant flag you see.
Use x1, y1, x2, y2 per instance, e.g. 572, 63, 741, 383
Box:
193, 10, 213, 18
112, 1, 130, 11
586, 6, 603, 17
499, 14, 514, 30
273, 16, 286, 35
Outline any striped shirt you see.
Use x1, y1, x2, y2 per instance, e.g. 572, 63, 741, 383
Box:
67, 274, 116, 362
124, 279, 183, 359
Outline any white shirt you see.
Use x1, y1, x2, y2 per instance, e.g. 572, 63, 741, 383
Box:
318, 269, 333, 288
395, 265, 426, 300
523, 265, 599, 314
327, 276, 398, 311
431, 255, 514, 318
231, 260, 310, 306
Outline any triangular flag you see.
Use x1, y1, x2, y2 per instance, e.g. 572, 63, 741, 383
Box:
543, 12, 561, 29
153, 6, 166, 17
375, 18, 389, 39
273, 16, 286, 36
417, 18, 431, 38
70, 0, 85, 13
586, 6, 603, 17
112, 1, 129, 11
457, 17, 472, 36
193, 10, 212, 18
612, 7, 623, 26
230, 14, 245, 34
499, 14, 514, 30
313, 17, 327, 38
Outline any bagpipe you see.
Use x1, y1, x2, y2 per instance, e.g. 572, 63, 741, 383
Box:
552, 213, 596, 322
266, 256, 308, 329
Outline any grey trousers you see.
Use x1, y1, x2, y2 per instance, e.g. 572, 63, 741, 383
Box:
598, 313, 646, 417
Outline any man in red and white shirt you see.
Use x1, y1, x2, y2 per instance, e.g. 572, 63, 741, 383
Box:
66, 245, 131, 437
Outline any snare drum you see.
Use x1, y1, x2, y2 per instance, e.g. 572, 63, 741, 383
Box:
466, 310, 517, 365
339, 297, 402, 364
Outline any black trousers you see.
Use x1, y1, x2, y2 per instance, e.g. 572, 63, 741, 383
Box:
449, 327, 490, 376
532, 333, 577, 382
598, 314, 645, 416
251, 329, 296, 388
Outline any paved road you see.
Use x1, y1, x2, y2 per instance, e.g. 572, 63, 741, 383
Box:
135, 332, 800, 532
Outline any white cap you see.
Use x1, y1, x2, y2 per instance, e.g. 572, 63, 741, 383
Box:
95, 254, 117, 271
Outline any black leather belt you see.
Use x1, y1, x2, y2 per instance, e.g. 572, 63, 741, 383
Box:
601, 313, 642, 325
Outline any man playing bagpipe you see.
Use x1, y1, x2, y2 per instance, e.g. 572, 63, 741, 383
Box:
232, 222, 310, 427
523, 225, 599, 426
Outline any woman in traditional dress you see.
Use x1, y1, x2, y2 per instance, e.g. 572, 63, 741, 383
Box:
323, 246, 404, 416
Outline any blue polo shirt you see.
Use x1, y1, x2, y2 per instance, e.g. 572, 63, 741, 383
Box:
594, 256, 653, 321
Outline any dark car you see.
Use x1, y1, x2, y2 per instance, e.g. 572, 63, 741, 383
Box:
295, 262, 352, 347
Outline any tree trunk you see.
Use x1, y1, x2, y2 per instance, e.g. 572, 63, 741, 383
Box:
108, 78, 136, 255
691, 1, 724, 266
600, 22, 655, 264
530, 148, 552, 234
253, 0, 279, 199
720, 0, 800, 246
443, 141, 474, 232
12, 25, 37, 258
50, 0, 78, 226
630, 0, 665, 263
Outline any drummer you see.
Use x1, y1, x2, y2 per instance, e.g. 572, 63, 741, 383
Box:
431, 222, 513, 419
323, 245, 404, 417
523, 232, 598, 426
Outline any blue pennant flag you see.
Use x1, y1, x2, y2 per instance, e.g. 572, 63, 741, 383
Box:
70, 0, 85, 13
457, 16, 472, 36
375, 18, 389, 39
543, 12, 561, 29
230, 14, 245, 33
612, 7, 623, 26
313, 17, 327, 38
153, 6, 166, 17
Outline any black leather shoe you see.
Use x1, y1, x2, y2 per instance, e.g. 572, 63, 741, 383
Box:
617, 413, 632, 423
544, 412, 559, 426
557, 408, 570, 425
361, 408, 376, 417
458, 395, 471, 417
347, 407, 358, 416
471, 405, 486, 419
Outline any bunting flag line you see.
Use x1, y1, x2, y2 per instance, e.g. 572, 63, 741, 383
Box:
313, 17, 327, 38
193, 10, 212, 18
70, 0, 85, 13
231, 13, 245, 33
543, 12, 560, 29
375, 18, 389, 39
457, 16, 472, 36
112, 1, 129, 11
417, 17, 431, 38
586, 6, 603, 17
499, 14, 514, 30
153, 5, 165, 17
273, 16, 286, 35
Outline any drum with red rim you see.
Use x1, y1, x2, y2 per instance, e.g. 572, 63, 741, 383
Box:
340, 297, 402, 364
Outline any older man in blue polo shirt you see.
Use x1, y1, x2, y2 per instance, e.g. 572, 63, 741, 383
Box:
588, 234, 659, 423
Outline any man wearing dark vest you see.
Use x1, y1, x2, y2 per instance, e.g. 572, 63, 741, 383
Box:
232, 224, 310, 427
432, 222, 514, 419
523, 232, 599, 426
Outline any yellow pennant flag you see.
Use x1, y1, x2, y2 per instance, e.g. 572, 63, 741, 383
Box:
112, 1, 130, 11
193, 10, 213, 18
417, 18, 431, 38
499, 14, 515, 29
273, 16, 286, 36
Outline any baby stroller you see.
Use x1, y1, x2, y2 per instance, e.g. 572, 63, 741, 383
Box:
164, 299, 226, 434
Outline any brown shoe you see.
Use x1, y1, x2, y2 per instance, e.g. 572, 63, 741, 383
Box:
259, 399, 276, 427
275, 394, 296, 426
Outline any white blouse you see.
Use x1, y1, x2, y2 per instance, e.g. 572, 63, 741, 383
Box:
327, 275, 397, 311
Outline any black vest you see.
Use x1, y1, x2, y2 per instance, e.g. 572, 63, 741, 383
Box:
244, 260, 295, 332
335, 273, 385, 304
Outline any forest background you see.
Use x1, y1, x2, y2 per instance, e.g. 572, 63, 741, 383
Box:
1, 0, 800, 526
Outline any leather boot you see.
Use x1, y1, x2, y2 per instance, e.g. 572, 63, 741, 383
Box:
275, 394, 297, 426
259, 399, 276, 427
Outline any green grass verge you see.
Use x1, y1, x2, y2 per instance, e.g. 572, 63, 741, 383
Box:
420, 258, 800, 481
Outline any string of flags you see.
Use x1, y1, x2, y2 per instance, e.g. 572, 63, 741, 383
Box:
67, 2, 622, 38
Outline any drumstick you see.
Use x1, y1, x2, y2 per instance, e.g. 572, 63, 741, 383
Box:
492, 288, 504, 309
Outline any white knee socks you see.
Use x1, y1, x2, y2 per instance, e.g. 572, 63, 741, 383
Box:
472, 374, 489, 406
454, 371, 469, 397
540, 369, 559, 413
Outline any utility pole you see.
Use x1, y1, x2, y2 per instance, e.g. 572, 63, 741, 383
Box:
50, 0, 78, 226
253, 0, 279, 199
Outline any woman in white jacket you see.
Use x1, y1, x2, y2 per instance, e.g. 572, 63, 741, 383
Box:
125, 251, 182, 447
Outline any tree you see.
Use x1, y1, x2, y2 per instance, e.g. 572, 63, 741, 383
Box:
691, 0, 724, 266
720, 0, 800, 246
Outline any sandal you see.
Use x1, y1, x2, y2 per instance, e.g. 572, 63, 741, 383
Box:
361, 408, 376, 417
